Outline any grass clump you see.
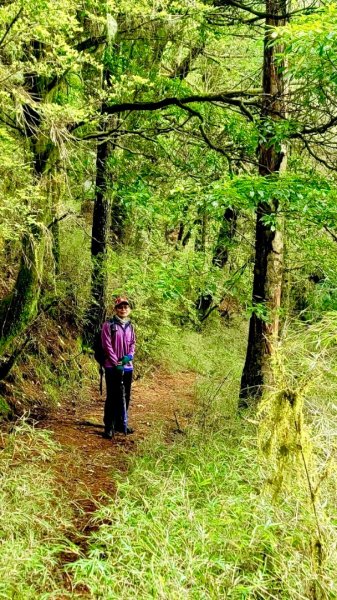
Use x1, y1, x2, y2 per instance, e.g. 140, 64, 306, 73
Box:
0, 421, 76, 599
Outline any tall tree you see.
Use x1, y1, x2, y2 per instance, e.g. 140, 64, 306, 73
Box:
84, 121, 112, 344
239, 0, 287, 401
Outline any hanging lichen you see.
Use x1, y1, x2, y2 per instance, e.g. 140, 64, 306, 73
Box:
258, 378, 311, 496
257, 337, 337, 594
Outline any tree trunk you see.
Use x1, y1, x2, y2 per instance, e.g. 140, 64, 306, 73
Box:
177, 205, 192, 247
82, 10, 119, 345
194, 206, 207, 254
239, 0, 287, 402
0, 230, 44, 354
0, 65, 57, 356
83, 138, 111, 345
195, 202, 212, 319
48, 165, 63, 275
110, 193, 127, 247
213, 207, 237, 268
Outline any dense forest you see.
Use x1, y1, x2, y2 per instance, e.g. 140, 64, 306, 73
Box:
1, 0, 337, 598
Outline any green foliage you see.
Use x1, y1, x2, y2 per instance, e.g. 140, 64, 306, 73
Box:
158, 312, 246, 382
59, 223, 92, 319
222, 173, 337, 212
0, 127, 44, 248
1, 1, 337, 598
105, 246, 201, 370
0, 423, 76, 599
277, 4, 337, 107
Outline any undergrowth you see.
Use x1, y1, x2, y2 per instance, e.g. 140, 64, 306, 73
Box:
1, 313, 95, 419
68, 317, 337, 599
69, 416, 336, 599
0, 422, 76, 599
1, 316, 336, 599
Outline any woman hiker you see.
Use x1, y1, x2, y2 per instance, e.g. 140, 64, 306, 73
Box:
101, 297, 136, 438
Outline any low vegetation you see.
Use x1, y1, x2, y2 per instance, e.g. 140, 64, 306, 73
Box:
68, 322, 337, 599
0, 423, 76, 599
1, 322, 336, 598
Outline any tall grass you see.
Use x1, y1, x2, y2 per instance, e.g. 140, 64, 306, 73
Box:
1, 316, 336, 599
69, 419, 336, 598
69, 317, 337, 599
0, 422, 77, 599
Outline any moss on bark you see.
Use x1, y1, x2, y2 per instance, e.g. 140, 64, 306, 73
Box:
0, 232, 45, 355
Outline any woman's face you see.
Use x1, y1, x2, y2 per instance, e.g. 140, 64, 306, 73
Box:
115, 303, 131, 319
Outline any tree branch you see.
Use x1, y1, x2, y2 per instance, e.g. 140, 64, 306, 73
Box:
199, 125, 232, 161
75, 35, 106, 52
169, 43, 205, 80
297, 115, 337, 138
297, 134, 337, 170
101, 90, 262, 116
324, 225, 337, 243
47, 212, 74, 229
214, 0, 318, 21
0, 6, 23, 48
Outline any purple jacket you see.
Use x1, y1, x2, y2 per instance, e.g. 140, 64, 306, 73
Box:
101, 318, 135, 370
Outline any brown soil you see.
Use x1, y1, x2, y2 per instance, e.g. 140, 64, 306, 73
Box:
40, 369, 196, 522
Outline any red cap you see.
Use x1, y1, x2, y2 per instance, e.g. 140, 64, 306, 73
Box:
115, 296, 130, 307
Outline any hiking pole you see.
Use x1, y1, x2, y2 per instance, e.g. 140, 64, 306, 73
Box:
121, 370, 127, 433
99, 365, 104, 395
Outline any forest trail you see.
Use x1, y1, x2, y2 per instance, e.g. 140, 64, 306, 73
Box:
39, 370, 196, 525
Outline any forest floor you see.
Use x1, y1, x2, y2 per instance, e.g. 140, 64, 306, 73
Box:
38, 369, 196, 551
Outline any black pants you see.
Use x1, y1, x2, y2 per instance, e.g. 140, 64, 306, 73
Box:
104, 368, 132, 433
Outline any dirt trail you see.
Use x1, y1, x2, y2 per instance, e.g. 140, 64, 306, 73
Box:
40, 370, 195, 517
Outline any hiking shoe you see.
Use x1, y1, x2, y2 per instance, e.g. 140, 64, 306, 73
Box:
114, 426, 134, 434
103, 429, 114, 439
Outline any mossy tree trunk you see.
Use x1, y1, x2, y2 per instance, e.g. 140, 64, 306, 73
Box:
83, 134, 111, 346
0, 54, 57, 356
0, 231, 44, 354
48, 164, 64, 275
239, 0, 287, 402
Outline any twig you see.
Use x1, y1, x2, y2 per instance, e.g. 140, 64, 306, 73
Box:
293, 416, 323, 562
173, 410, 184, 434
47, 212, 74, 229
324, 225, 337, 243
0, 6, 23, 48
202, 371, 232, 430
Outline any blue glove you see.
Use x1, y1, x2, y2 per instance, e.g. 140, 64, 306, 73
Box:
121, 354, 133, 365
115, 364, 124, 372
